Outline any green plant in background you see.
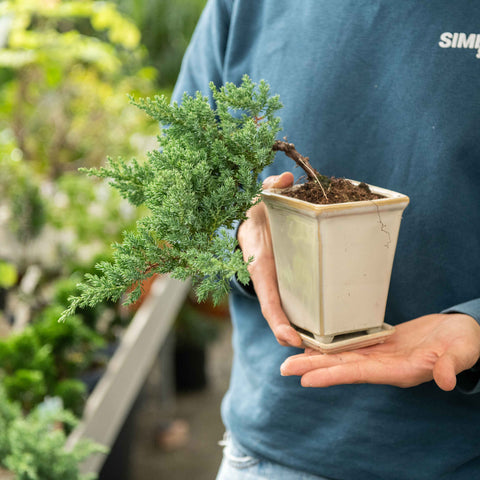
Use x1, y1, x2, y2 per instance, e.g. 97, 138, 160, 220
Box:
47, 173, 139, 249
116, 0, 207, 88
0, 326, 54, 412
0, 386, 106, 480
0, 156, 47, 246
0, 0, 158, 178
7, 176, 46, 244
33, 305, 105, 378
61, 76, 283, 320
0, 261, 17, 289
0, 305, 104, 413
0, 0, 157, 276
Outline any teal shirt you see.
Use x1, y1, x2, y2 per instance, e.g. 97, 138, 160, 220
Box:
172, 1, 480, 478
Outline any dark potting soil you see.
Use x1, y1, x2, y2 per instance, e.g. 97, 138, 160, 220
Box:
282, 178, 385, 205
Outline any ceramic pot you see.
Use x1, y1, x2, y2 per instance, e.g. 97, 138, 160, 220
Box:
262, 182, 409, 353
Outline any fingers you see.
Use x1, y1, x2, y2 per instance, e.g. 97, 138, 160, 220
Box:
281, 351, 364, 376
262, 171, 294, 190
433, 339, 479, 391
280, 351, 379, 387
433, 353, 458, 391
280, 314, 480, 390
237, 170, 300, 348
259, 296, 302, 347
281, 350, 428, 388
249, 242, 302, 347
250, 250, 301, 347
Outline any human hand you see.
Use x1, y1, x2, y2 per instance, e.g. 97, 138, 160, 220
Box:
237, 171, 302, 348
280, 313, 480, 391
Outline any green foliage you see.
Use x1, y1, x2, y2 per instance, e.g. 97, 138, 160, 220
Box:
116, 0, 206, 88
0, 385, 21, 460
0, 0, 155, 274
0, 327, 54, 411
0, 156, 47, 244
62, 76, 283, 320
8, 176, 46, 243
2, 370, 47, 414
0, 305, 104, 412
0, 0, 158, 178
34, 305, 105, 378
47, 174, 139, 245
0, 328, 55, 381
0, 260, 17, 288
0, 386, 106, 480
53, 379, 87, 417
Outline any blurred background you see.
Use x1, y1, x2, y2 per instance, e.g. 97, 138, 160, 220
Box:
0, 1, 234, 479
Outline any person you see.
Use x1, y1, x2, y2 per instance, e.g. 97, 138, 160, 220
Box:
171, 1, 480, 479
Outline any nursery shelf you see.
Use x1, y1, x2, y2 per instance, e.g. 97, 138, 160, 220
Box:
66, 275, 190, 475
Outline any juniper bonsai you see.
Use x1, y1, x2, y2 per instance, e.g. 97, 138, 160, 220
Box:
61, 75, 285, 320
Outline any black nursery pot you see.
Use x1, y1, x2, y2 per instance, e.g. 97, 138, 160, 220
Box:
174, 342, 207, 392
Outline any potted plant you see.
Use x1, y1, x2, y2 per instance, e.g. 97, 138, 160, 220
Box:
262, 143, 409, 351
61, 75, 408, 353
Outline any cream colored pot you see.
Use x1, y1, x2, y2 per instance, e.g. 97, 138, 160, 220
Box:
262, 182, 409, 353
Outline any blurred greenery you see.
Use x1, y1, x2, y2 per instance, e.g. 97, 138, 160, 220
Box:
0, 0, 160, 178
0, 0, 210, 426
116, 0, 207, 87
0, 386, 106, 479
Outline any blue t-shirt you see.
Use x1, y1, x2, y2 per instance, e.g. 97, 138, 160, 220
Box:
172, 1, 480, 479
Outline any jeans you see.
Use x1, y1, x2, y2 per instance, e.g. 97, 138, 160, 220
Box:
215, 433, 332, 480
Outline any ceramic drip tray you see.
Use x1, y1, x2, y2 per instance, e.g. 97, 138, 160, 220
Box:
292, 323, 395, 353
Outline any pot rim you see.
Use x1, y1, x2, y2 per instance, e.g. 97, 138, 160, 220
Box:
262, 180, 409, 213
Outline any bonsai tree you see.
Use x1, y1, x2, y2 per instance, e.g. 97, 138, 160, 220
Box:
61, 75, 381, 321
61, 75, 283, 319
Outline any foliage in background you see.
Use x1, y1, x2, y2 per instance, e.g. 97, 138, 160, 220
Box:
0, 0, 212, 456
0, 387, 106, 480
0, 0, 157, 275
116, 0, 206, 88
0, 0, 158, 178
0, 305, 104, 413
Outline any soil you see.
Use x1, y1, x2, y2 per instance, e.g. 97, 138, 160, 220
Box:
271, 140, 384, 205
282, 178, 385, 205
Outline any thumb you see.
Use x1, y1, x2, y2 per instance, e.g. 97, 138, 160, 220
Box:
433, 352, 458, 391
433, 341, 478, 391
262, 172, 294, 190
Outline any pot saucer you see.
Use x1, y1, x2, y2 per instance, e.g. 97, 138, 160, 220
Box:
294, 323, 395, 354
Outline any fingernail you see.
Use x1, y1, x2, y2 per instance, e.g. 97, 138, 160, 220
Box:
280, 362, 287, 376
301, 378, 311, 388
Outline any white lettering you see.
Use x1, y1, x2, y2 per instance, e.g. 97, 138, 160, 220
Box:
439, 31, 480, 59
457, 33, 476, 49
452, 32, 459, 48
439, 32, 453, 48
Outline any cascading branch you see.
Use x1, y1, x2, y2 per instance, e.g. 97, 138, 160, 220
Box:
60, 75, 283, 321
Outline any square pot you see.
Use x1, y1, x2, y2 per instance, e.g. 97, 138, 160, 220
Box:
262, 181, 409, 352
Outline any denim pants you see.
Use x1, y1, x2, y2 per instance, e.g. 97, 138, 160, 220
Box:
216, 433, 332, 480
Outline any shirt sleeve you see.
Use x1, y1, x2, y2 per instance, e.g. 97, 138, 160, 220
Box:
442, 299, 480, 394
